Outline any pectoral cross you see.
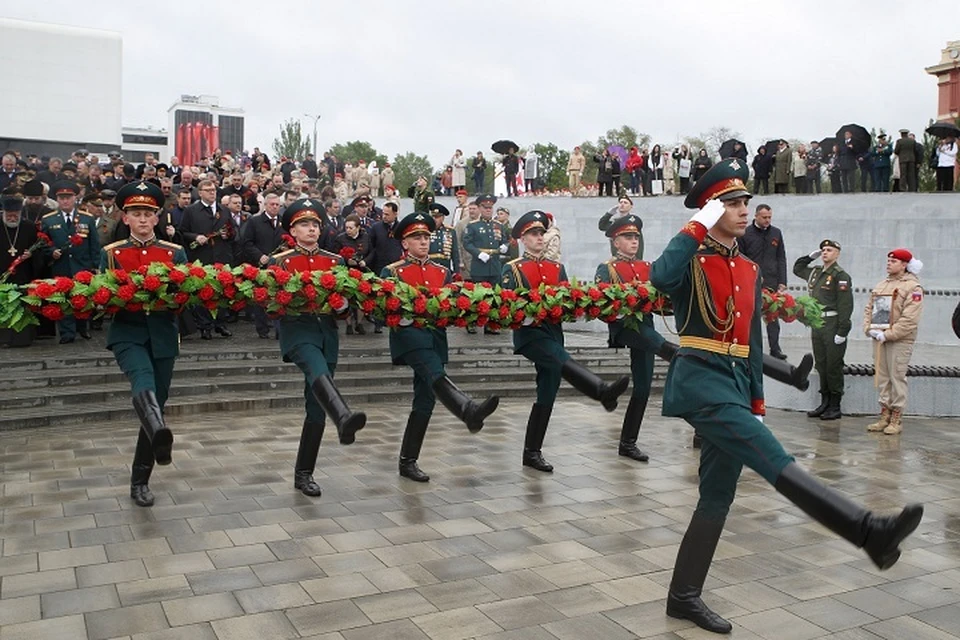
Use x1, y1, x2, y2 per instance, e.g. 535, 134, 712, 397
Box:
7, 247, 16, 257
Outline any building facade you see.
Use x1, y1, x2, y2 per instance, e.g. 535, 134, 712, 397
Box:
167, 95, 245, 166
926, 41, 960, 122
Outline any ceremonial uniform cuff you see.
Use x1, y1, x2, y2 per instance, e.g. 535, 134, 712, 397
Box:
680, 221, 708, 243
751, 398, 766, 416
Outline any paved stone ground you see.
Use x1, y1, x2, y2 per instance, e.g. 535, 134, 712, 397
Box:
1, 395, 959, 639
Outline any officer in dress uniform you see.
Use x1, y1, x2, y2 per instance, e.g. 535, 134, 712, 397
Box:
381, 212, 499, 482
40, 180, 101, 343
502, 211, 630, 473
427, 203, 460, 273
100, 181, 187, 507
269, 199, 366, 497
595, 215, 672, 461
650, 159, 921, 634
793, 239, 854, 420
463, 194, 509, 334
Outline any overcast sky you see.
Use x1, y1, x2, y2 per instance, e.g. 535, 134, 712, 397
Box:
6, 1, 958, 166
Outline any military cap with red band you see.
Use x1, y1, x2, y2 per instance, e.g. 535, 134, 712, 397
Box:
116, 181, 164, 210
683, 157, 751, 210
395, 212, 436, 239
281, 198, 323, 231
511, 210, 551, 240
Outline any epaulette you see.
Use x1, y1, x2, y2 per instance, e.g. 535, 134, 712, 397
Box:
505, 256, 524, 266
102, 239, 128, 252
41, 211, 61, 219
273, 248, 296, 260
157, 240, 184, 251
318, 249, 343, 260
385, 258, 407, 272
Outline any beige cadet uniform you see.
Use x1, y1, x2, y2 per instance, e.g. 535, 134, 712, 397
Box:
567, 151, 585, 193
863, 272, 923, 432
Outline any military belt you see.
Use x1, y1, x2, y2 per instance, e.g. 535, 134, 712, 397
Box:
821, 311, 838, 317
479, 249, 499, 255
679, 336, 750, 358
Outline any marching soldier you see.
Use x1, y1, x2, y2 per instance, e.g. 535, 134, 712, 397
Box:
463, 194, 509, 334
863, 248, 924, 435
793, 239, 854, 420
270, 199, 367, 497
651, 159, 921, 634
101, 181, 186, 507
381, 212, 499, 482
595, 215, 672, 461
427, 203, 460, 273
502, 211, 630, 473
40, 181, 101, 343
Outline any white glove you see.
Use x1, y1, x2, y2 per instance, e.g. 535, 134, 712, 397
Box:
754, 415, 764, 424
477, 252, 490, 263
869, 329, 886, 343
689, 199, 725, 231
833, 335, 846, 345
499, 244, 509, 254
335, 299, 349, 313
522, 316, 536, 326
399, 317, 413, 327
808, 250, 821, 259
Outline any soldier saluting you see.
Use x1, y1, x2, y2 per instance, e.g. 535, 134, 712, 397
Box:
650, 159, 921, 634
793, 239, 854, 420
101, 181, 187, 507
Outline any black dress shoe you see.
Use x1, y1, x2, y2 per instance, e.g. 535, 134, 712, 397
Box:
522, 450, 553, 472
399, 458, 430, 482
355, 324, 366, 335
618, 442, 649, 462
770, 350, 788, 360
214, 326, 232, 337
130, 484, 155, 507
59, 337, 75, 344
200, 329, 212, 340
294, 471, 322, 497
666, 594, 732, 634
79, 329, 92, 340
257, 332, 271, 339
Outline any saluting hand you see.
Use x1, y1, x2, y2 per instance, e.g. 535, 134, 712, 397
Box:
689, 199, 725, 231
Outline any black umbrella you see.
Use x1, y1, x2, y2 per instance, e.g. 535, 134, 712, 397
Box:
926, 121, 960, 139
491, 140, 518, 154
764, 139, 782, 156
835, 124, 871, 154
718, 139, 748, 159
819, 137, 837, 152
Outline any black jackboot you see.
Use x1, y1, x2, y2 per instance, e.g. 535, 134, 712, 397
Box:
807, 392, 829, 418
399, 411, 431, 482
775, 462, 923, 570
522, 403, 554, 472
666, 513, 732, 634
310, 375, 366, 444
560, 359, 629, 412
132, 390, 173, 465
820, 393, 842, 421
294, 420, 325, 497
618, 394, 650, 462
432, 376, 499, 433
658, 341, 679, 362
130, 431, 155, 507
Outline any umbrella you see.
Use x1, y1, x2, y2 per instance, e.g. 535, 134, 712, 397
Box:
491, 140, 518, 154
819, 137, 837, 152
835, 124, 871, 154
718, 139, 748, 159
607, 144, 628, 167
926, 121, 960, 139
764, 140, 782, 156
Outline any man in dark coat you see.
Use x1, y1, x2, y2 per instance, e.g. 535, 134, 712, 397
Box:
839, 131, 859, 193
243, 193, 285, 338
751, 147, 773, 195
301, 153, 318, 179
739, 204, 788, 359
177, 179, 232, 340
367, 201, 402, 333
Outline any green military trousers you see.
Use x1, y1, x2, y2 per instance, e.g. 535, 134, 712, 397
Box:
112, 342, 176, 410
286, 343, 337, 424
398, 348, 447, 416
811, 318, 846, 396
518, 339, 572, 406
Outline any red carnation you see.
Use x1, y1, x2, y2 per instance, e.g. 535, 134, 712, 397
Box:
223, 284, 237, 299
136, 265, 149, 276
189, 266, 206, 278
611, 300, 621, 311
536, 308, 548, 320
173, 292, 189, 305
339, 247, 356, 260
300, 271, 313, 283
348, 268, 362, 279
550, 306, 563, 319
55, 277, 73, 293
242, 265, 260, 280
513, 310, 525, 322
41, 304, 64, 321
34, 282, 56, 299
204, 300, 217, 310
477, 301, 491, 315
626, 294, 638, 308
476, 315, 489, 326
198, 285, 215, 301
216, 270, 234, 285
273, 269, 292, 285
413, 297, 427, 314
282, 233, 295, 247
74, 311, 91, 320
385, 314, 401, 327
528, 290, 541, 303
37, 232, 52, 245
439, 298, 452, 311
436, 317, 449, 328
454, 318, 467, 328
358, 281, 372, 295
113, 269, 129, 283
168, 268, 186, 284
380, 280, 395, 293
573, 306, 585, 317
499, 306, 511, 319
587, 288, 602, 301
636, 286, 649, 300
69, 234, 84, 246
569, 288, 584, 301
253, 287, 269, 303
328, 293, 345, 310
386, 296, 401, 312
361, 299, 376, 313
500, 289, 517, 301
70, 294, 88, 310
231, 300, 246, 311
428, 287, 442, 297
545, 287, 556, 296
462, 282, 475, 291
276, 290, 293, 305
588, 306, 601, 317
319, 273, 337, 290
641, 301, 653, 313
143, 275, 162, 292
74, 271, 93, 285
116, 284, 136, 301
92, 288, 111, 305
303, 284, 317, 300
456, 295, 470, 311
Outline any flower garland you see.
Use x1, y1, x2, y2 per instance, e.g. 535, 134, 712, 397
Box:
0, 264, 823, 333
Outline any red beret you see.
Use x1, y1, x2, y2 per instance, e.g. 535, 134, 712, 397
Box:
888, 248, 912, 262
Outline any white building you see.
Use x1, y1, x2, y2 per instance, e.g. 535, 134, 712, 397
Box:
121, 126, 168, 164
0, 18, 122, 158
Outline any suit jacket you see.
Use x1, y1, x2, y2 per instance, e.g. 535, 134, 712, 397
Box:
318, 214, 344, 252
242, 213, 284, 264
368, 220, 402, 274
39, 209, 101, 276
178, 200, 232, 264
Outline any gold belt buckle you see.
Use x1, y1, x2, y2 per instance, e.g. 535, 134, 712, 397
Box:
727, 344, 737, 356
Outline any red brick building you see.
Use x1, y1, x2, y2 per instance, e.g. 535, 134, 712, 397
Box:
926, 41, 960, 121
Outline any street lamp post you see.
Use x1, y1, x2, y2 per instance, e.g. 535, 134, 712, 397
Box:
304, 113, 321, 159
